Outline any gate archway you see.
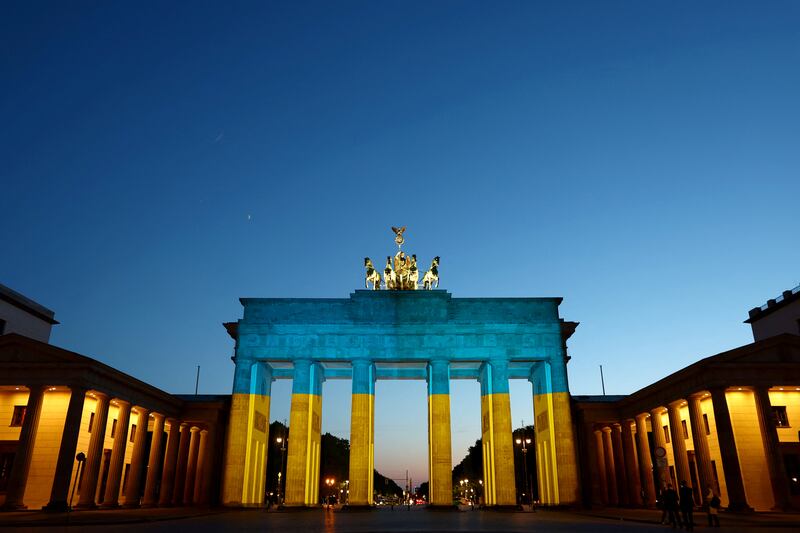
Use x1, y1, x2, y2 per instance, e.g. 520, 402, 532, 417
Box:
221, 289, 580, 507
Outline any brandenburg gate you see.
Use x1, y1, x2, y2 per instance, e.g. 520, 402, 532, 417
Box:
221, 228, 580, 507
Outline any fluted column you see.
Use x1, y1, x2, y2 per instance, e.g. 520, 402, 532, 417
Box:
2, 385, 46, 509
142, 413, 165, 507
285, 360, 324, 506
649, 408, 668, 489
183, 427, 201, 505
193, 429, 208, 505
348, 358, 375, 506
45, 386, 88, 511
753, 386, 792, 510
709, 387, 750, 511
635, 413, 656, 508
601, 427, 618, 505
101, 400, 131, 507
123, 408, 150, 507
593, 429, 608, 505
77, 392, 110, 508
479, 360, 516, 506
193, 428, 211, 505
621, 420, 642, 506
611, 424, 629, 505
687, 393, 714, 499
172, 423, 191, 505
667, 401, 691, 490
158, 419, 181, 506
427, 359, 453, 506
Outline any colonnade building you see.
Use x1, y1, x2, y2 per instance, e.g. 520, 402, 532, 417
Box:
0, 334, 228, 510
573, 284, 800, 512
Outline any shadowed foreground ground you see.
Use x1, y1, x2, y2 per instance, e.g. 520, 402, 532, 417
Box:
1, 505, 799, 532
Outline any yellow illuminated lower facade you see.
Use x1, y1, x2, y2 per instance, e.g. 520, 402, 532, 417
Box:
284, 393, 322, 506
427, 393, 452, 506
480, 392, 516, 506
348, 393, 374, 505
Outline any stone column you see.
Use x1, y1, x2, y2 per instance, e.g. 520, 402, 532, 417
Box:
348, 358, 375, 506
479, 360, 516, 506
123, 407, 150, 507
45, 386, 87, 511
601, 427, 618, 505
142, 413, 165, 507
635, 413, 656, 508
2, 385, 46, 509
649, 408, 668, 489
667, 401, 692, 489
193, 428, 211, 505
158, 419, 181, 506
753, 386, 792, 510
101, 400, 131, 507
687, 393, 715, 499
611, 424, 629, 505
183, 426, 201, 505
709, 387, 750, 511
285, 360, 324, 506
221, 360, 272, 506
77, 391, 110, 509
172, 423, 191, 505
592, 429, 608, 505
530, 359, 580, 506
192, 429, 207, 505
427, 359, 453, 506
621, 420, 642, 506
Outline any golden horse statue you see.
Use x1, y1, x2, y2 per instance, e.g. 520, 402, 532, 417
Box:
364, 257, 381, 290
421, 256, 439, 290
383, 256, 396, 290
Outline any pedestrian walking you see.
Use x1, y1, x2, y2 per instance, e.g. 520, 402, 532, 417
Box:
664, 484, 682, 529
678, 481, 694, 531
704, 485, 720, 527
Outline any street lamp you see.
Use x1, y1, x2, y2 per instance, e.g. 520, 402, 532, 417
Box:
276, 435, 287, 504
324, 477, 336, 508
515, 437, 533, 508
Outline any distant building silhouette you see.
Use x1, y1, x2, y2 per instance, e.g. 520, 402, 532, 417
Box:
746, 284, 800, 341
0, 283, 58, 342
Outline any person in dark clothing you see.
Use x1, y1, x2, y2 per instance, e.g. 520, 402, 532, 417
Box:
679, 480, 695, 531
663, 484, 682, 529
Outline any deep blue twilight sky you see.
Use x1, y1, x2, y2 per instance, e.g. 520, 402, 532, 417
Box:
2, 1, 799, 485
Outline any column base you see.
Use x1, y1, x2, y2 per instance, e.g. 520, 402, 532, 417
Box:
121, 503, 141, 509
73, 503, 98, 510
1, 503, 27, 511
43, 501, 70, 512
99, 502, 121, 509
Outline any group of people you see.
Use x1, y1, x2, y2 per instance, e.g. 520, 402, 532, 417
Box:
659, 481, 721, 529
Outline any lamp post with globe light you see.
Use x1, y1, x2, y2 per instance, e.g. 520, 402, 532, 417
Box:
276, 434, 287, 505
515, 435, 533, 508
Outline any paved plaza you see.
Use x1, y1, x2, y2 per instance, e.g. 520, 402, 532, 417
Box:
2, 506, 799, 532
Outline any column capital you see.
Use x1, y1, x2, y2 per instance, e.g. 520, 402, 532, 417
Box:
89, 390, 110, 401
635, 412, 650, 422
68, 384, 88, 395
601, 426, 612, 434
668, 399, 686, 409
151, 412, 165, 422
113, 398, 131, 408
688, 391, 709, 401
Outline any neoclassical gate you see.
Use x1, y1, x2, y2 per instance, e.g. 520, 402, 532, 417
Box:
221, 289, 580, 507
